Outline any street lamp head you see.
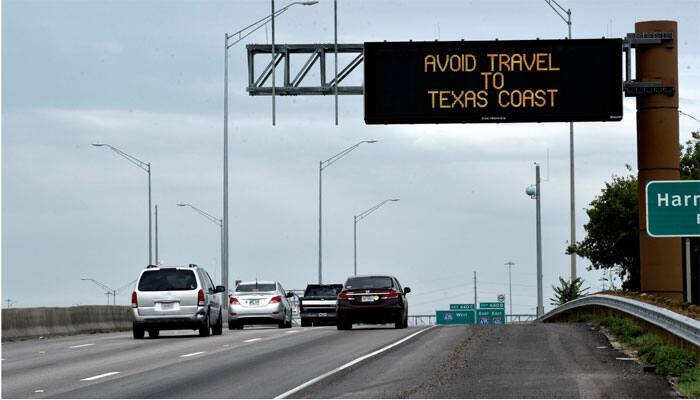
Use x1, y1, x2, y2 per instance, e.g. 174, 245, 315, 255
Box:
365, 140, 378, 144
389, 198, 400, 202
299, 1, 319, 5
91, 143, 106, 147
176, 203, 188, 207
80, 278, 89, 280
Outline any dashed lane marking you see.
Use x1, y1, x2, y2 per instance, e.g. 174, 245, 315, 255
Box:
596, 346, 608, 349
285, 330, 300, 334
81, 371, 120, 381
180, 351, 205, 358
275, 326, 437, 399
34, 390, 44, 393
244, 338, 262, 343
616, 357, 637, 361
69, 343, 95, 349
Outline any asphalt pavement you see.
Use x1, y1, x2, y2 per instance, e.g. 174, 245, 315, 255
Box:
1, 322, 676, 398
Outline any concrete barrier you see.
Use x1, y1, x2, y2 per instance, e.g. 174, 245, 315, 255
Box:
2, 306, 132, 341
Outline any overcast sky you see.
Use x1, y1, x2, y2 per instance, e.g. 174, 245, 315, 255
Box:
2, 0, 699, 315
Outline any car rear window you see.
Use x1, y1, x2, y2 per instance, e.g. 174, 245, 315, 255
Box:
345, 277, 393, 289
305, 285, 342, 297
236, 283, 276, 292
138, 270, 197, 291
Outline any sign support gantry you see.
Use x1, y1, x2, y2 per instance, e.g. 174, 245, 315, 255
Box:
246, 43, 364, 96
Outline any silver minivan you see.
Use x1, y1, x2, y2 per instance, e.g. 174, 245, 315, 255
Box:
228, 281, 294, 329
131, 264, 225, 339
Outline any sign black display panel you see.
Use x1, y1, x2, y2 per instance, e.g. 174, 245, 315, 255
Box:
364, 39, 622, 124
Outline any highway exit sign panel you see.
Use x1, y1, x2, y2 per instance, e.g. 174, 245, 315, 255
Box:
364, 39, 622, 124
479, 302, 505, 309
450, 304, 475, 310
436, 310, 476, 325
646, 181, 700, 237
477, 309, 506, 324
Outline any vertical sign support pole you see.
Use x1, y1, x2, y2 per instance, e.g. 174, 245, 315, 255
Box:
536, 164, 544, 318
473, 271, 477, 309
636, 20, 683, 299
686, 238, 692, 303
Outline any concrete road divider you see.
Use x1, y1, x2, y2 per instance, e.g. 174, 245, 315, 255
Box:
2, 306, 132, 341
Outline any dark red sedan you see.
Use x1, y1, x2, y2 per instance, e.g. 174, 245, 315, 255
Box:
336, 275, 411, 330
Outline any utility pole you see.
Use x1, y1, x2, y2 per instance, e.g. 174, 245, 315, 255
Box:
473, 271, 477, 308
155, 204, 159, 265
504, 261, 515, 317
5, 299, 15, 308
535, 165, 544, 318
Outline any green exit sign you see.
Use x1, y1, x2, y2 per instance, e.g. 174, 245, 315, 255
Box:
436, 310, 476, 325
450, 304, 475, 310
479, 302, 505, 309
646, 181, 700, 237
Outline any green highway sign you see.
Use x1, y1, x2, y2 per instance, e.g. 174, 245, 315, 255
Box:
436, 310, 476, 325
479, 302, 505, 309
450, 304, 475, 310
477, 309, 506, 324
646, 180, 700, 237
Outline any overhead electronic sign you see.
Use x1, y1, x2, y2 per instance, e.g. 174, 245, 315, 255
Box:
364, 39, 622, 124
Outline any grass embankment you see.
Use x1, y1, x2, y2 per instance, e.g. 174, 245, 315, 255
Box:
580, 314, 700, 397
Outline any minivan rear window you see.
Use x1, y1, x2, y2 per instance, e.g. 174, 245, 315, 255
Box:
345, 277, 393, 289
138, 270, 197, 291
236, 283, 276, 292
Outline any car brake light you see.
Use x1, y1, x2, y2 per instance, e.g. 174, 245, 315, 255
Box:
230, 297, 240, 305
381, 290, 398, 299
269, 296, 282, 304
198, 289, 205, 306
131, 291, 138, 308
338, 292, 352, 300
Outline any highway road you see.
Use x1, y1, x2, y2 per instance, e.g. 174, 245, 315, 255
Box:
2, 323, 676, 398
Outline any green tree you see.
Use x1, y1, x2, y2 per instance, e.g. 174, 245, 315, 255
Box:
569, 131, 699, 291
681, 131, 700, 180
550, 277, 590, 306
568, 169, 640, 290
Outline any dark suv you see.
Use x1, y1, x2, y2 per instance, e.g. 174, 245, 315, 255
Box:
336, 275, 410, 330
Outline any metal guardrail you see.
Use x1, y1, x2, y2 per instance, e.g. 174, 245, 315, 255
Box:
541, 294, 700, 347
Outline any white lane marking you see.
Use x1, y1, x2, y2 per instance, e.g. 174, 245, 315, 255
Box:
616, 357, 637, 361
244, 338, 262, 343
34, 390, 44, 393
81, 371, 120, 381
38, 351, 45, 354
275, 326, 437, 399
223, 344, 230, 347
180, 351, 205, 358
69, 343, 95, 349
596, 346, 608, 349
285, 330, 300, 334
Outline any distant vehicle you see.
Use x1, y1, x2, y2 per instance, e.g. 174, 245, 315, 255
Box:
131, 264, 225, 339
336, 275, 410, 330
299, 284, 343, 327
228, 281, 294, 329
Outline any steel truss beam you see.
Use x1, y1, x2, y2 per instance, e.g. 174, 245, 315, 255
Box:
246, 43, 364, 96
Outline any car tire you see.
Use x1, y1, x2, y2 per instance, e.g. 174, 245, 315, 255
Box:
212, 309, 223, 335
301, 318, 311, 327
278, 319, 286, 329
228, 321, 241, 330
133, 323, 145, 339
285, 314, 293, 328
148, 329, 160, 338
394, 315, 404, 329
199, 311, 211, 337
337, 319, 352, 330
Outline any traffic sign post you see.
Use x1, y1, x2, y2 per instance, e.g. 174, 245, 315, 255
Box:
646, 180, 700, 237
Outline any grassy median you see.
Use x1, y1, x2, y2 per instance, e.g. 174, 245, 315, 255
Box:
578, 314, 699, 397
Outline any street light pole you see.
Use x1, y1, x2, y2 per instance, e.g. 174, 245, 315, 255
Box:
527, 165, 544, 318
222, 0, 318, 303
318, 140, 377, 283
353, 199, 400, 276
504, 261, 515, 318
92, 143, 152, 265
543, 0, 576, 281
176, 203, 225, 306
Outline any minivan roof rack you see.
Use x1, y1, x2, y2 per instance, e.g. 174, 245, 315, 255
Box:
189, 263, 198, 268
